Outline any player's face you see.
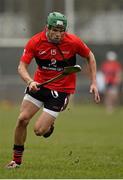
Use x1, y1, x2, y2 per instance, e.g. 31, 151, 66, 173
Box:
47, 26, 65, 43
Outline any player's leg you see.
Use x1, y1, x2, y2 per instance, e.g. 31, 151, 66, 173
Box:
109, 86, 119, 109
105, 86, 118, 113
34, 89, 70, 138
14, 99, 40, 145
7, 95, 41, 168
34, 109, 58, 137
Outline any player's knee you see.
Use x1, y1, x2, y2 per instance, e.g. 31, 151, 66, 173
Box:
17, 113, 30, 127
34, 127, 46, 136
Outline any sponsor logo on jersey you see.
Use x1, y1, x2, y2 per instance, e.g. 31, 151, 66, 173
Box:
38, 50, 46, 55
62, 51, 70, 54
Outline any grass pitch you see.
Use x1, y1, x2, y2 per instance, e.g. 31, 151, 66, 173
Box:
0, 103, 123, 178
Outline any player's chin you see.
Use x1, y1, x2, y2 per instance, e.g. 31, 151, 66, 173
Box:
52, 38, 61, 43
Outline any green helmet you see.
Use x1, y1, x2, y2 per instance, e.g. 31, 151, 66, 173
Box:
47, 12, 67, 30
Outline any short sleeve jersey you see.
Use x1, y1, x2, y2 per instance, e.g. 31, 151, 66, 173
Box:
20, 29, 90, 93
101, 60, 122, 85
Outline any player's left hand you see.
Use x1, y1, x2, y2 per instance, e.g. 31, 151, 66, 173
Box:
90, 84, 100, 103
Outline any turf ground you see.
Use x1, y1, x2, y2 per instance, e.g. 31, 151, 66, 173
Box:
0, 103, 123, 179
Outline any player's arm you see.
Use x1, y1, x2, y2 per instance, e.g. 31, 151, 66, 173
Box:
86, 51, 100, 103
75, 37, 100, 103
18, 61, 39, 91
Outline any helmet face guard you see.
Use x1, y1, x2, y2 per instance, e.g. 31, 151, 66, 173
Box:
47, 12, 67, 31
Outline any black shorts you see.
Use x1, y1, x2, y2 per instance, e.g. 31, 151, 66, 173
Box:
25, 86, 70, 112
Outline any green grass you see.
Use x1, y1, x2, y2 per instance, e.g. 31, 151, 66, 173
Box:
0, 103, 123, 178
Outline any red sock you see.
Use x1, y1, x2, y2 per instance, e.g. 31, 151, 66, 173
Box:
13, 145, 24, 165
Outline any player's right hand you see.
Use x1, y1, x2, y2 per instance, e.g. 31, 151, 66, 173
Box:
90, 84, 100, 103
28, 81, 40, 92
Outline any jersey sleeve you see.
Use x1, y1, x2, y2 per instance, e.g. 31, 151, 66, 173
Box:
20, 38, 35, 64
75, 36, 90, 58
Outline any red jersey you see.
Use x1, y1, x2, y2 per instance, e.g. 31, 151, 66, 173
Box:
20, 29, 90, 93
101, 60, 122, 85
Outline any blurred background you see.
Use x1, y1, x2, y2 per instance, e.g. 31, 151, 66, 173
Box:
0, 0, 123, 106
